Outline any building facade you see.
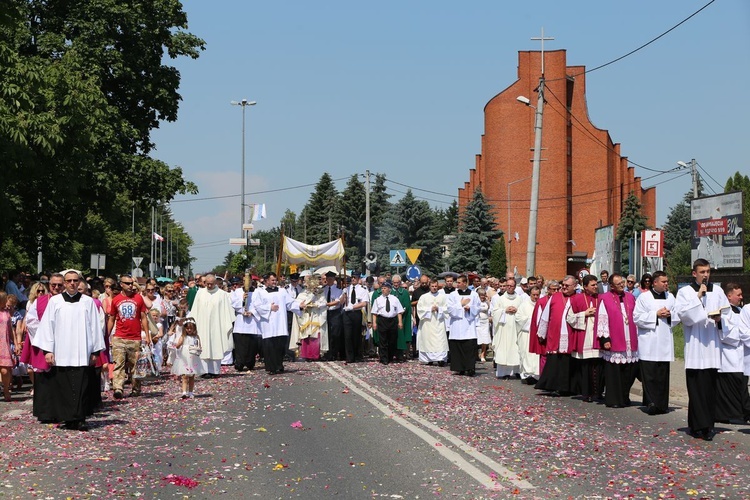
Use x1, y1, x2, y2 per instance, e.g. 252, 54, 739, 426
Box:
458, 49, 656, 279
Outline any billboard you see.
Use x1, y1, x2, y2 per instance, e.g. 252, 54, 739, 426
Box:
691, 191, 744, 269
590, 225, 615, 276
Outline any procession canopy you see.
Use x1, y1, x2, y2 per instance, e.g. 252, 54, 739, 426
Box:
282, 236, 345, 268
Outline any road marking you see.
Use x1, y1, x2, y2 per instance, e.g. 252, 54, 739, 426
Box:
320, 363, 534, 491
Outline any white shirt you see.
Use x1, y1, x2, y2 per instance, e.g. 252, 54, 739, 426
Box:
372, 294, 403, 318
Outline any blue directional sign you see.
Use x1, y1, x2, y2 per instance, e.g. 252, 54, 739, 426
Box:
389, 249, 406, 267
406, 265, 422, 281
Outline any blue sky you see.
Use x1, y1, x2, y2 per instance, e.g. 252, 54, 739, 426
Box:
151, 0, 750, 273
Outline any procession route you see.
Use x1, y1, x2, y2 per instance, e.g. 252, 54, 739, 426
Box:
320, 362, 535, 493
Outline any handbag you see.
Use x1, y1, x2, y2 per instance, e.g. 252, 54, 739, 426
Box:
134, 345, 159, 379
188, 338, 202, 356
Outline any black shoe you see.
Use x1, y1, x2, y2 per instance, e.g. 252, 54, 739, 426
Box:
467, 369, 475, 377
113, 390, 123, 400
437, 361, 445, 367
524, 377, 538, 385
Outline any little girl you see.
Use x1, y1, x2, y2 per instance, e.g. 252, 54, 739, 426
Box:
171, 317, 204, 399
147, 308, 165, 369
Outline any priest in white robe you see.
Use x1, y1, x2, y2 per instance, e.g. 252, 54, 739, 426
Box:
259, 273, 300, 374
32, 270, 105, 431
415, 279, 449, 365
446, 275, 480, 376
191, 273, 235, 377
491, 278, 523, 379
232, 279, 270, 371
673, 258, 730, 441
715, 283, 750, 424
516, 286, 540, 384
289, 274, 328, 361
634, 271, 680, 415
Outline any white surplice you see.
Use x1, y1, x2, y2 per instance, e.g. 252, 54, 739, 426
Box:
491, 292, 523, 375
633, 291, 680, 362
32, 293, 105, 367
673, 284, 730, 370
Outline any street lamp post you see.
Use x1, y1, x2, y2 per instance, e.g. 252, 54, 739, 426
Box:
230, 99, 257, 238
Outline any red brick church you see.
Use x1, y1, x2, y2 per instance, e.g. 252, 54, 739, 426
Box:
458, 49, 656, 279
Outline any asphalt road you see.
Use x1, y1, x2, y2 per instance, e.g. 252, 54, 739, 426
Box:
0, 359, 749, 499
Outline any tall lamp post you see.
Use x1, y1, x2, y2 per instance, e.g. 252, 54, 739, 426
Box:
230, 99, 257, 238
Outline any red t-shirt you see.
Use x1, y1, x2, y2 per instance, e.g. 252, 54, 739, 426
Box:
111, 293, 147, 341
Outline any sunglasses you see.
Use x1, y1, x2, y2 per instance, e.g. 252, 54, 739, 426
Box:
146, 288, 156, 292
121, 281, 134, 285
65, 278, 80, 283
50, 283, 64, 288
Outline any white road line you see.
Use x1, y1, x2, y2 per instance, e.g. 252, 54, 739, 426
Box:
320, 363, 534, 491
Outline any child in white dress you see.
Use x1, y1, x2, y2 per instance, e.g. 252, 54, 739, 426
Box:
171, 317, 204, 399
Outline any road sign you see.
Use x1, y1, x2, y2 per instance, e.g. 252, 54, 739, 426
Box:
642, 230, 664, 258
229, 238, 247, 245
389, 250, 406, 266
133, 256, 143, 268
405, 249, 421, 264
90, 253, 106, 270
406, 265, 422, 281
132, 268, 144, 278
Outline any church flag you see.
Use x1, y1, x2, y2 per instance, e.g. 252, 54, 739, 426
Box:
153, 232, 165, 242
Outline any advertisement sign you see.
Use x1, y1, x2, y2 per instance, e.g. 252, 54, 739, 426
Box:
642, 230, 664, 258
591, 225, 615, 275
690, 191, 744, 269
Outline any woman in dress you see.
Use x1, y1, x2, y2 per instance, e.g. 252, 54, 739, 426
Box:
0, 292, 15, 401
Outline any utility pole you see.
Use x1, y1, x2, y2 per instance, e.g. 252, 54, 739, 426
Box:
365, 169, 371, 269
690, 158, 698, 199
526, 28, 553, 277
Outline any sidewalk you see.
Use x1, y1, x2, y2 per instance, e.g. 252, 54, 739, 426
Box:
629, 357, 689, 409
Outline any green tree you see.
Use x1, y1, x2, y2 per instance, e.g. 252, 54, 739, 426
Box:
0, 0, 202, 273
616, 191, 650, 274
373, 190, 442, 275
663, 190, 694, 274
448, 190, 502, 275
488, 239, 508, 277
297, 173, 341, 245
724, 171, 750, 271
339, 175, 366, 272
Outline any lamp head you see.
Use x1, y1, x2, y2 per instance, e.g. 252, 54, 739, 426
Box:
677, 161, 688, 168
516, 96, 531, 106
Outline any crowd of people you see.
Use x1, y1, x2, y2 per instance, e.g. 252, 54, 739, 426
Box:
1, 259, 749, 441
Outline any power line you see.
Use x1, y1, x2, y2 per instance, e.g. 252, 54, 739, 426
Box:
544, 86, 676, 174
696, 162, 724, 193
171, 177, 350, 203
546, 0, 716, 82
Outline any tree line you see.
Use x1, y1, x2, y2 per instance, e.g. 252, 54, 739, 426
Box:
0, 1, 202, 275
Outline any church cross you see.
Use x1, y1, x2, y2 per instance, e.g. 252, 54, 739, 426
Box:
531, 27, 555, 75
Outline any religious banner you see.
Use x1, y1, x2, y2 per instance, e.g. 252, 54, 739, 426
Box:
282, 236, 345, 267
691, 191, 744, 269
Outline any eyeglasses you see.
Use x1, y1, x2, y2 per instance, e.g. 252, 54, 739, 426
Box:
65, 278, 80, 283
146, 288, 156, 292
560, 284, 573, 288
50, 283, 63, 288
626, 280, 635, 284
120, 281, 134, 285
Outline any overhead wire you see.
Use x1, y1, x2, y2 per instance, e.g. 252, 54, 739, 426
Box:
545, 0, 716, 83
544, 86, 676, 174
696, 162, 724, 193
171, 176, 350, 203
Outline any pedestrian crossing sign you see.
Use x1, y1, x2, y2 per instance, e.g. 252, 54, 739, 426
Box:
389, 250, 406, 266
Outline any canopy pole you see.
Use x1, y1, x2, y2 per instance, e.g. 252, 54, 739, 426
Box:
276, 225, 285, 276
